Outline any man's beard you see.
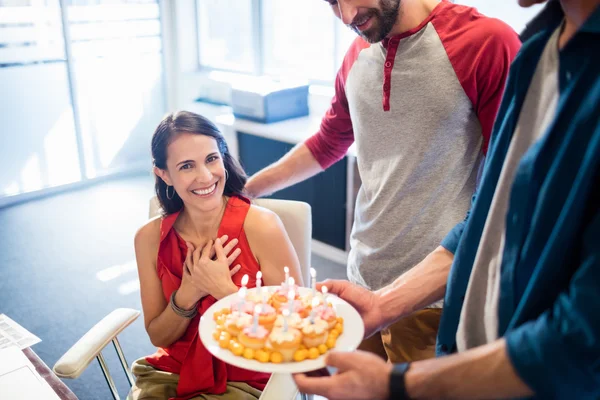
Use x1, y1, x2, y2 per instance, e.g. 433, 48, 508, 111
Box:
350, 0, 401, 43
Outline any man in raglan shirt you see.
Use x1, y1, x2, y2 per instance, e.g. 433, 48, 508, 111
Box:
245, 0, 520, 362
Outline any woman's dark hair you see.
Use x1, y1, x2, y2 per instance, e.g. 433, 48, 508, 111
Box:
151, 111, 247, 215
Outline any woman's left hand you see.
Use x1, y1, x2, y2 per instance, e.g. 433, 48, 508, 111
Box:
191, 238, 240, 300
209, 234, 241, 264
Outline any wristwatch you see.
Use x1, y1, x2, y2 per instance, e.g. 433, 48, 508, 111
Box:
389, 362, 412, 400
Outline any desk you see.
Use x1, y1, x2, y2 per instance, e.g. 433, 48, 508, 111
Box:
23, 348, 77, 400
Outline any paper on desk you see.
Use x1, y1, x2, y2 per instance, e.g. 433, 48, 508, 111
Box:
0, 346, 60, 400
0, 314, 41, 350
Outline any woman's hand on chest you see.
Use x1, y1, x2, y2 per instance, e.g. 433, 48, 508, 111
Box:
180, 237, 241, 301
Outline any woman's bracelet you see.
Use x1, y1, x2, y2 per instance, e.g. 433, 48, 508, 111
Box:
170, 290, 198, 319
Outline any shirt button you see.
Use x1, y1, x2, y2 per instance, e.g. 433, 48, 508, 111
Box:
384, 61, 392, 68
512, 214, 519, 224
566, 71, 572, 81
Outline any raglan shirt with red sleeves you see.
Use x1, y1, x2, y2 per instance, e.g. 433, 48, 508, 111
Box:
305, 0, 521, 292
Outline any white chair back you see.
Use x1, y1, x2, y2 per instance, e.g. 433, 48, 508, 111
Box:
148, 197, 312, 285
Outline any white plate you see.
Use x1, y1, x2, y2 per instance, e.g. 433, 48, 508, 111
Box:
199, 286, 364, 373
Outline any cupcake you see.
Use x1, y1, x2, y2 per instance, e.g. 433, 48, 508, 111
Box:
271, 288, 299, 310
300, 317, 329, 348
313, 304, 337, 329
238, 325, 269, 350
246, 289, 267, 304
280, 300, 309, 318
256, 303, 277, 330
230, 300, 256, 315
301, 292, 326, 315
268, 328, 302, 362
224, 312, 253, 336
274, 312, 303, 330
271, 274, 300, 309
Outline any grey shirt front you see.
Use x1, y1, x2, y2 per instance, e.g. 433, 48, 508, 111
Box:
456, 26, 562, 351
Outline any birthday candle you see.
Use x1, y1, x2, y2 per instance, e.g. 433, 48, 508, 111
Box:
252, 304, 261, 334
237, 288, 246, 316
321, 285, 329, 306
310, 268, 316, 298
287, 288, 295, 314
309, 296, 319, 324
282, 309, 290, 332
261, 286, 267, 304
241, 274, 249, 289
283, 267, 290, 289
256, 271, 262, 296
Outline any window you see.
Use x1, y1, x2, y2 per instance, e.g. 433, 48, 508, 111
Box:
66, 0, 165, 178
197, 0, 256, 73
0, 0, 81, 196
197, 0, 358, 83
0, 0, 166, 201
262, 0, 335, 81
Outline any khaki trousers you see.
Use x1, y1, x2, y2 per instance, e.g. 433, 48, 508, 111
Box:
127, 358, 262, 400
359, 308, 442, 363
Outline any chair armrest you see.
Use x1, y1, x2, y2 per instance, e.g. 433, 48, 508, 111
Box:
53, 308, 140, 379
260, 373, 299, 400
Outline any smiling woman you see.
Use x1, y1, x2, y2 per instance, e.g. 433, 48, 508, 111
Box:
130, 111, 303, 400
151, 111, 246, 215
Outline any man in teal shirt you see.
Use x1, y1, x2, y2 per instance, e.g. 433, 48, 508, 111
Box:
293, 0, 600, 398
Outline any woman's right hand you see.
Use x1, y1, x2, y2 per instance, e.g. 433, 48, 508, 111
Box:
176, 235, 241, 309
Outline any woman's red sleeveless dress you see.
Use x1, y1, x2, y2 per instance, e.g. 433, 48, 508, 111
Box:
145, 195, 270, 400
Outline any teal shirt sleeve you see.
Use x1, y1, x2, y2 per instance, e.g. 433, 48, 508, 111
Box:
440, 192, 477, 254
505, 206, 600, 398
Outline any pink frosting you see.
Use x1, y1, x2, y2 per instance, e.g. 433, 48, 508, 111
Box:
314, 304, 336, 320
279, 300, 305, 314
231, 300, 256, 314
276, 284, 299, 297
242, 325, 269, 339
257, 304, 276, 315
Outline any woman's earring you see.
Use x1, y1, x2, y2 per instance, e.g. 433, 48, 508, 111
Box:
225, 169, 229, 181
166, 185, 175, 200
